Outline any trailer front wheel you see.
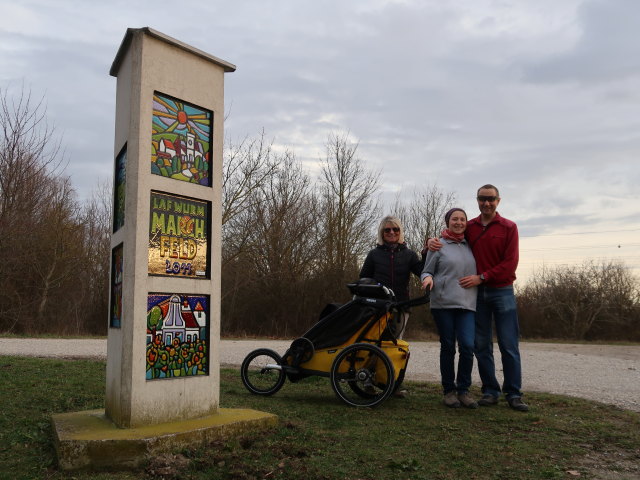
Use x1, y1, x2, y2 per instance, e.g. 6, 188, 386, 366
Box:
240, 348, 286, 395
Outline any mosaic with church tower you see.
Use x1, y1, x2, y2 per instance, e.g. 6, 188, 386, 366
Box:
151, 92, 213, 186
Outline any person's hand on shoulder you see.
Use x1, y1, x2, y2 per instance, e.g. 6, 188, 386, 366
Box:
426, 237, 443, 252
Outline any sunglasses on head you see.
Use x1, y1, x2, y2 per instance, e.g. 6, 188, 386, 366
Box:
477, 195, 498, 202
383, 227, 400, 233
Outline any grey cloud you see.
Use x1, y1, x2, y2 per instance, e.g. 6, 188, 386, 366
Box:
523, 0, 640, 84
1, 0, 639, 249
518, 212, 591, 238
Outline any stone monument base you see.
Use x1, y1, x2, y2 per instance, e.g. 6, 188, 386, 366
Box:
52, 408, 277, 471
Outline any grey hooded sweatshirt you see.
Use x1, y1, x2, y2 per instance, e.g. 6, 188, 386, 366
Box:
421, 238, 477, 311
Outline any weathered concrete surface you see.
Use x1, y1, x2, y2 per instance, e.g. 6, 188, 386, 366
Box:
51, 408, 277, 471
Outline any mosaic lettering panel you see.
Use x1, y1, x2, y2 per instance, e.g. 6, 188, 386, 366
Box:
149, 191, 209, 278
151, 92, 212, 186
146, 293, 209, 380
110, 244, 123, 328
113, 144, 126, 232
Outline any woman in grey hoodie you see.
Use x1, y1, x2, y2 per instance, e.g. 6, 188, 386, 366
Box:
421, 208, 478, 409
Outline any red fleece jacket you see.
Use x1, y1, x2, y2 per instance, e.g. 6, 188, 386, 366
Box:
466, 212, 519, 287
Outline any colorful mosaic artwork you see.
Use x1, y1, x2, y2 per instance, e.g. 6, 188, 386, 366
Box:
146, 293, 209, 380
110, 244, 123, 328
148, 191, 209, 278
151, 92, 212, 186
113, 145, 126, 232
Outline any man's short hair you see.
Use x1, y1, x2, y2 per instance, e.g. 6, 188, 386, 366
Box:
477, 184, 500, 197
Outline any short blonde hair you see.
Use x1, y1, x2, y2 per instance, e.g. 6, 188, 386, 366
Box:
377, 215, 405, 245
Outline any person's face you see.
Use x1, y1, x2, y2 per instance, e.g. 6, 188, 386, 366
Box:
382, 223, 401, 244
477, 187, 500, 216
448, 211, 467, 234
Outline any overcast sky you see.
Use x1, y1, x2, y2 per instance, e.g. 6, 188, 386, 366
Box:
1, 0, 638, 284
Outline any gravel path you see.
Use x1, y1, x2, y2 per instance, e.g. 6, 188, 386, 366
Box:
2, 338, 638, 412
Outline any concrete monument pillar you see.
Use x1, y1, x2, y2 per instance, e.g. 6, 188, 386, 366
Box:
52, 28, 276, 471
106, 27, 234, 427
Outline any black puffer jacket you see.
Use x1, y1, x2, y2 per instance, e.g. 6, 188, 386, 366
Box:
359, 243, 423, 301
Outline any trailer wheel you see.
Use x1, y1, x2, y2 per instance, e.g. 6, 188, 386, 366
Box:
240, 348, 286, 395
330, 343, 395, 407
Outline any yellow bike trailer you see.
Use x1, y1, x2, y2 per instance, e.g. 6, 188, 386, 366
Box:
240, 279, 429, 407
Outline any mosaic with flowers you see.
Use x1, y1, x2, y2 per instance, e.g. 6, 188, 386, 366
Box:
146, 293, 209, 380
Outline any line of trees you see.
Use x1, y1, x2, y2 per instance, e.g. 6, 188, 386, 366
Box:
1, 89, 638, 341
0, 89, 110, 336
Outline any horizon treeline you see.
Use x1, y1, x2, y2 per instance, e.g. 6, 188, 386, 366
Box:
1, 89, 639, 341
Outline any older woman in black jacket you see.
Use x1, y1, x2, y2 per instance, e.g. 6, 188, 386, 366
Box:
359, 215, 423, 339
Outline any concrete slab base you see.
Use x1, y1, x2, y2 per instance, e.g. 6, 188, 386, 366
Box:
52, 408, 278, 471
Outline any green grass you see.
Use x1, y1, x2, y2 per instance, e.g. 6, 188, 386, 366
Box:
1, 356, 639, 480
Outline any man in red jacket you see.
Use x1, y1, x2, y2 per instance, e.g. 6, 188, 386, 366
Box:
429, 184, 528, 411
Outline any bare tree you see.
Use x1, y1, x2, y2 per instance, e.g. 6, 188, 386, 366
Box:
391, 184, 457, 253
75, 179, 113, 335
0, 87, 113, 336
222, 131, 278, 266
221, 131, 281, 334
29, 177, 82, 331
221, 149, 319, 336
247, 151, 319, 335
220, 130, 384, 336
317, 132, 381, 291
0, 88, 63, 230
0, 87, 66, 333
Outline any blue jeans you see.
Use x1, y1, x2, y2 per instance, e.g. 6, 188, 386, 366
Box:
432, 308, 476, 395
475, 285, 522, 399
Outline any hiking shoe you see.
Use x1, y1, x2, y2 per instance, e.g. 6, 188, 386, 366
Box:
443, 391, 461, 408
394, 389, 408, 399
507, 397, 529, 412
477, 394, 499, 407
458, 392, 479, 409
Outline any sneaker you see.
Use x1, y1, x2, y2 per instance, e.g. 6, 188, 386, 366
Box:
477, 394, 499, 407
393, 389, 408, 399
443, 391, 461, 408
457, 392, 479, 409
507, 397, 529, 412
